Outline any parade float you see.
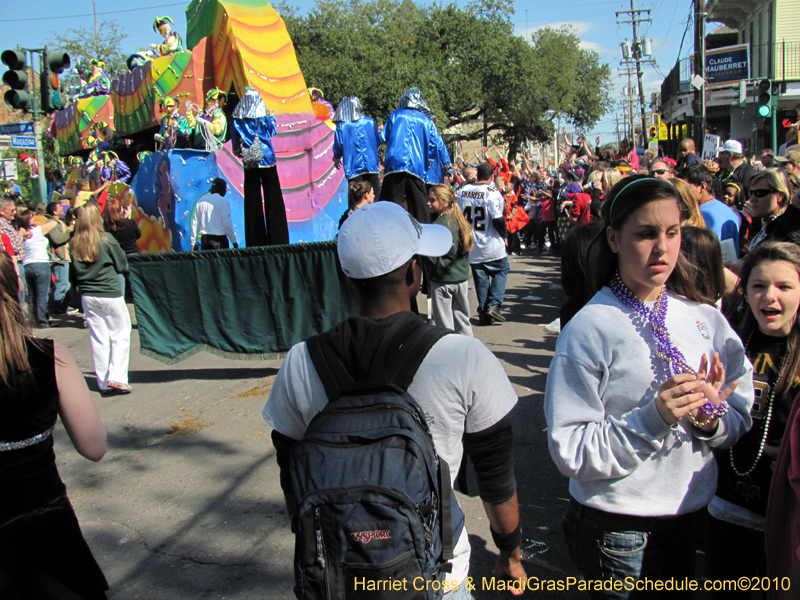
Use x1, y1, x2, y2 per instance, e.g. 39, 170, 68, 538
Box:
51, 0, 347, 254
49, 0, 358, 363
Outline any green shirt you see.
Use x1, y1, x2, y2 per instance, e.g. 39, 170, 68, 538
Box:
423, 212, 470, 284
69, 233, 127, 298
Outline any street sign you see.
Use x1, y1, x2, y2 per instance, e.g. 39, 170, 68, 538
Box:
0, 122, 34, 135
10, 135, 36, 148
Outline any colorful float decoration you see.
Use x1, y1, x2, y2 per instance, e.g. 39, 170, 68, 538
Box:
50, 0, 347, 252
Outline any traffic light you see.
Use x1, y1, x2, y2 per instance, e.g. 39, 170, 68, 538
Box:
1, 49, 30, 112
649, 125, 657, 139
757, 79, 772, 118
40, 49, 70, 114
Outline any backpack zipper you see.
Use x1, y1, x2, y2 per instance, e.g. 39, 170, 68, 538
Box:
314, 507, 326, 569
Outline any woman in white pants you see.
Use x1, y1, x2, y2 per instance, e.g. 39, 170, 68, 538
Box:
69, 203, 132, 396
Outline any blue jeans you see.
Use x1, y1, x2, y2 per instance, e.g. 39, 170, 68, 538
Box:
24, 261, 51, 328
17, 262, 25, 306
49, 262, 70, 313
470, 257, 510, 313
562, 499, 696, 599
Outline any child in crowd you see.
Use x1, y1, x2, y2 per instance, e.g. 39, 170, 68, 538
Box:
424, 184, 474, 336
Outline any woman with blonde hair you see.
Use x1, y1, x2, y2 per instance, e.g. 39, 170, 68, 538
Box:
670, 177, 706, 227
69, 203, 132, 396
424, 183, 475, 335
745, 169, 796, 250
0, 250, 109, 598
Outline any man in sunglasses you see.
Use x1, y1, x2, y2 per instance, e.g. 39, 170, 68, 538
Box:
717, 139, 757, 197
649, 159, 674, 179
675, 138, 701, 172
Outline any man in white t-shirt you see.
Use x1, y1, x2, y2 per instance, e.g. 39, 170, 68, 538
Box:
456, 162, 509, 326
190, 178, 238, 250
262, 201, 527, 597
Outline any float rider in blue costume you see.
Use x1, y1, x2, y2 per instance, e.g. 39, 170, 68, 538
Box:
231, 87, 289, 247
379, 87, 451, 224
332, 96, 382, 199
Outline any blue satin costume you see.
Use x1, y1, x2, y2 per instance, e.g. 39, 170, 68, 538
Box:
231, 116, 277, 168
333, 118, 380, 181
425, 133, 453, 185
381, 108, 441, 181
231, 87, 288, 247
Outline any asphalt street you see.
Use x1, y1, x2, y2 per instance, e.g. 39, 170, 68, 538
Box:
43, 251, 578, 599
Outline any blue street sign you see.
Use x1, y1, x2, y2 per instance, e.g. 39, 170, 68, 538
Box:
0, 122, 34, 135
10, 135, 36, 148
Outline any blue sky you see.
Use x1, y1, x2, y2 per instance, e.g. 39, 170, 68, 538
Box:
4, 0, 706, 141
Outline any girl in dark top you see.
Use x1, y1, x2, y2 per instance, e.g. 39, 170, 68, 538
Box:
0, 250, 109, 599
70, 204, 132, 396
338, 181, 374, 229
103, 198, 141, 255
706, 241, 800, 594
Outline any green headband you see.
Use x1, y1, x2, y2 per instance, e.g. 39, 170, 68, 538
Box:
609, 178, 655, 223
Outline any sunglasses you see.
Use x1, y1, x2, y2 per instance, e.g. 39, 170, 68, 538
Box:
750, 188, 777, 198
650, 169, 668, 175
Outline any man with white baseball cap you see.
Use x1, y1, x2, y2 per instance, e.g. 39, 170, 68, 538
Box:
717, 139, 757, 196
263, 200, 528, 597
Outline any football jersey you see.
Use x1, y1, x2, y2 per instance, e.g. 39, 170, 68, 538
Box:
456, 182, 506, 264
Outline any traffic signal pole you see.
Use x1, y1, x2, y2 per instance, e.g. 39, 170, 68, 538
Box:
31, 49, 47, 205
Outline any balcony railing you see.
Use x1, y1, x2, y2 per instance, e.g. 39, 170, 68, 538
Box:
661, 40, 800, 105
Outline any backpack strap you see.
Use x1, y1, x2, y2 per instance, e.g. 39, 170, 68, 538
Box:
307, 315, 450, 401
438, 458, 454, 563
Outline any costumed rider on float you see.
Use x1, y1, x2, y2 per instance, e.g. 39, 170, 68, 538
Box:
77, 59, 111, 98
86, 120, 129, 153
155, 97, 191, 151
150, 16, 184, 57
380, 87, 451, 224
332, 96, 381, 198
98, 152, 131, 184
187, 88, 228, 151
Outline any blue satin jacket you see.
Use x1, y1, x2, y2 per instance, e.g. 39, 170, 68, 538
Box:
232, 115, 277, 168
425, 134, 453, 184
381, 108, 443, 180
333, 117, 380, 180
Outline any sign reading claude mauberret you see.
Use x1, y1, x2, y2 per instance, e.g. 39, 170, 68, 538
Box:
705, 44, 750, 86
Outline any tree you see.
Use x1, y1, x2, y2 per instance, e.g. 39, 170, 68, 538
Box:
278, 0, 611, 158
49, 18, 129, 86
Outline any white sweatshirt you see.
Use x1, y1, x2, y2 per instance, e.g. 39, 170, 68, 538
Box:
544, 287, 754, 517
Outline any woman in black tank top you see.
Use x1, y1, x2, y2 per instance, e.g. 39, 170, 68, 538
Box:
0, 250, 110, 599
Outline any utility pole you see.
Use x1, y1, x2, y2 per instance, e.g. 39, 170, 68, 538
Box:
617, 2, 653, 148
693, 0, 706, 142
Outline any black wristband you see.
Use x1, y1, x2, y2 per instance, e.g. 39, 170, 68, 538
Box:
490, 524, 521, 552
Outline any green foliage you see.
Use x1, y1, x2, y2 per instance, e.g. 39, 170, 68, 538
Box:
48, 18, 129, 85
278, 0, 611, 157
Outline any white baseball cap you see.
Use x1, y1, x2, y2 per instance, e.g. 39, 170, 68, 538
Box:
717, 139, 743, 155
338, 201, 452, 279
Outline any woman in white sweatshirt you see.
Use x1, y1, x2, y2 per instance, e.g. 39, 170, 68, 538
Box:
544, 175, 754, 598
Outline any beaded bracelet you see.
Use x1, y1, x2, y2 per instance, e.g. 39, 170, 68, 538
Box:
699, 400, 730, 419
490, 524, 522, 552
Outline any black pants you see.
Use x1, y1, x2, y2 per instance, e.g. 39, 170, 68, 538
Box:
379, 172, 430, 224
350, 172, 381, 200
200, 234, 230, 251
704, 514, 766, 598
243, 166, 289, 247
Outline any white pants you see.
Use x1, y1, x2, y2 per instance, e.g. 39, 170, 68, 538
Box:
431, 281, 473, 337
82, 295, 132, 390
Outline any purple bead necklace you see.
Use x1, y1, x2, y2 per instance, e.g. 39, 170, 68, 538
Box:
609, 271, 694, 377
609, 271, 730, 422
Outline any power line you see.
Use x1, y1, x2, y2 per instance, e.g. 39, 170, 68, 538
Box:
6, 2, 185, 23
